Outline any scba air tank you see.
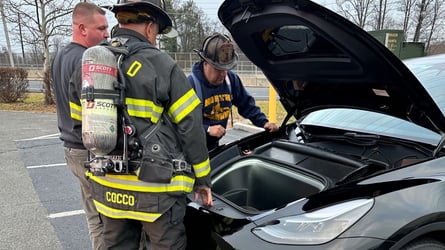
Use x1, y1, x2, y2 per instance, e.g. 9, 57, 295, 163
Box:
81, 45, 118, 157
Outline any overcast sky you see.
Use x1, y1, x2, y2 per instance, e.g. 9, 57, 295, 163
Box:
0, 0, 337, 53
194, 0, 336, 21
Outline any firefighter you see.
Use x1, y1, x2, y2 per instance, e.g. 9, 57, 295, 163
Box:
188, 33, 279, 151
68, 0, 213, 249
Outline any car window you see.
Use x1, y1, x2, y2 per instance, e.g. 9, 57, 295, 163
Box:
301, 108, 440, 145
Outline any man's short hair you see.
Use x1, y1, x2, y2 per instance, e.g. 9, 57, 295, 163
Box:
73, 2, 106, 24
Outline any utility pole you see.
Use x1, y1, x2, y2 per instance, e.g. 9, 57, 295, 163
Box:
0, 0, 15, 67
18, 13, 24, 61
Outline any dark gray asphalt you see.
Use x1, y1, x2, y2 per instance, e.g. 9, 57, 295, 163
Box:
0, 111, 254, 250
0, 111, 63, 250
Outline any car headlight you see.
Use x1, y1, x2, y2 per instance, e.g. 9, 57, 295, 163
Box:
252, 198, 374, 245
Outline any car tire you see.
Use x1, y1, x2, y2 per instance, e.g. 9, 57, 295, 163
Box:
400, 238, 445, 250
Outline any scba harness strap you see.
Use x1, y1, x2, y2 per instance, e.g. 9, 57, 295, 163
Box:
83, 38, 155, 175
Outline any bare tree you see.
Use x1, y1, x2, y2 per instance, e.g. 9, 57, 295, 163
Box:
334, 0, 445, 55
174, 0, 207, 52
372, 0, 389, 30
423, 0, 445, 52
171, 0, 225, 52
3, 0, 76, 105
400, 0, 416, 39
412, 0, 432, 42
336, 0, 373, 28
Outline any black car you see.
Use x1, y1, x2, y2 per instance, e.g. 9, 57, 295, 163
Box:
184, 0, 445, 249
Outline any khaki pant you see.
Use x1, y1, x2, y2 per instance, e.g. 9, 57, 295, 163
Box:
64, 147, 104, 250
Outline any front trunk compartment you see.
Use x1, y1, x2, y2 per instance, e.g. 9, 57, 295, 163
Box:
185, 130, 434, 249
211, 157, 326, 212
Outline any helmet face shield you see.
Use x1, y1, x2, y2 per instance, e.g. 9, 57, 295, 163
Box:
195, 33, 239, 70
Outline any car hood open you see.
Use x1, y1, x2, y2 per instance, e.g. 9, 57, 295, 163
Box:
218, 0, 445, 134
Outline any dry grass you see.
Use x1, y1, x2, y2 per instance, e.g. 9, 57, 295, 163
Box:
0, 93, 56, 113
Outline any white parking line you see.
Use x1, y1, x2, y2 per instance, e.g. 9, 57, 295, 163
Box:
15, 133, 60, 142
27, 163, 66, 169
48, 209, 85, 219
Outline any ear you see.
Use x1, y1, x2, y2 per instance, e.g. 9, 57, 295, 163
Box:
203, 61, 210, 69
144, 22, 158, 45
145, 22, 154, 36
144, 23, 149, 37
79, 23, 87, 35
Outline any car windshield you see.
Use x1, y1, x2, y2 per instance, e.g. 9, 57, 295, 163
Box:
300, 55, 445, 146
301, 108, 440, 145
403, 54, 445, 116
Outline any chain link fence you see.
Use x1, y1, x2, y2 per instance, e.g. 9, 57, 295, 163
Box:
0, 52, 44, 68
0, 51, 262, 72
0, 51, 268, 86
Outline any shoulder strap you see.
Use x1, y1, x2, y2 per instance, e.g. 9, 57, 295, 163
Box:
225, 74, 232, 99
104, 38, 156, 161
225, 73, 234, 127
103, 38, 156, 58
192, 72, 233, 101
191, 72, 203, 103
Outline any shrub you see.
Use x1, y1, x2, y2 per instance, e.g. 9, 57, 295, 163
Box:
0, 68, 29, 103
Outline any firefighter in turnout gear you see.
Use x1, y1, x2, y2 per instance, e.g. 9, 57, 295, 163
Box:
69, 0, 213, 249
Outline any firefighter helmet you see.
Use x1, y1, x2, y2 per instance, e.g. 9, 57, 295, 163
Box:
194, 33, 239, 71
103, 0, 173, 35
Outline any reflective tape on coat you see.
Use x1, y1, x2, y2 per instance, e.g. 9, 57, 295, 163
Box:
86, 172, 194, 222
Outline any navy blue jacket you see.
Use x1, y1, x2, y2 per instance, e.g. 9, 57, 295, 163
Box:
188, 61, 268, 150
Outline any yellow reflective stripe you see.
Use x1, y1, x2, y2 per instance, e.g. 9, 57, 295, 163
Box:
70, 101, 82, 121
127, 60, 142, 77
125, 97, 163, 123
93, 200, 161, 222
86, 172, 195, 193
169, 89, 201, 123
193, 158, 211, 178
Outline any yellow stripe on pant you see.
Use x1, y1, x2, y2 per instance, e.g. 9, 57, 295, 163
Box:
93, 200, 162, 222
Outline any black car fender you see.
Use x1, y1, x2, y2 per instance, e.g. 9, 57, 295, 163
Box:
387, 221, 445, 249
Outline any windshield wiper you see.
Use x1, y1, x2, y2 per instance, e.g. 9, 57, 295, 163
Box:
344, 132, 381, 139
308, 132, 380, 146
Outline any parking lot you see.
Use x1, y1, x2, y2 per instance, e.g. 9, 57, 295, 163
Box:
0, 110, 253, 250
0, 111, 91, 250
